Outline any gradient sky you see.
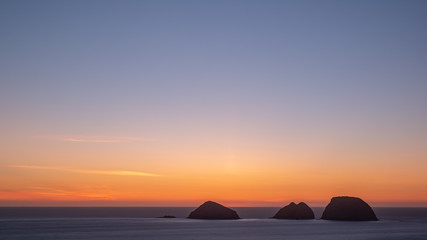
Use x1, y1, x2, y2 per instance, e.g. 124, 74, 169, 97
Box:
1, 0, 426, 207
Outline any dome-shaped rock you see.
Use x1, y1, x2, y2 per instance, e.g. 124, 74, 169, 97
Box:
321, 196, 378, 221
272, 202, 314, 219
188, 201, 240, 219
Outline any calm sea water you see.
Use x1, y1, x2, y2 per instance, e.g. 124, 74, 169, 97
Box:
1, 207, 427, 240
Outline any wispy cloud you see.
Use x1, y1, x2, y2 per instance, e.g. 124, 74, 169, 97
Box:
60, 136, 154, 143
29, 135, 156, 143
28, 187, 116, 199
7, 165, 161, 177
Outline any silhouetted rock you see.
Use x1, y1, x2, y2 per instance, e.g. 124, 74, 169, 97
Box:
321, 196, 378, 221
158, 215, 176, 218
272, 202, 315, 219
188, 201, 240, 219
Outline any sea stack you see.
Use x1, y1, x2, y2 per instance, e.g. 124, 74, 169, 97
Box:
321, 196, 378, 221
188, 201, 240, 219
272, 202, 315, 219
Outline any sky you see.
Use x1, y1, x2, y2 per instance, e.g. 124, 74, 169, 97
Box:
0, 0, 426, 207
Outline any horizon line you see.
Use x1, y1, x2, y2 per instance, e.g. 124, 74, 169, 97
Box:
1, 201, 426, 208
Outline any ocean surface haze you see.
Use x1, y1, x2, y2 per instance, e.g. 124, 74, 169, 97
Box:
1, 207, 426, 239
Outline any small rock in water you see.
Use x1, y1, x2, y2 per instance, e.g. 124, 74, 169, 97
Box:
273, 202, 315, 219
321, 196, 378, 221
188, 201, 240, 219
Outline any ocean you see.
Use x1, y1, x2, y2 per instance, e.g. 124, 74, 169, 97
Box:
1, 207, 427, 239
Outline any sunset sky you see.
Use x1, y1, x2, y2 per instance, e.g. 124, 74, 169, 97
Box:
1, 0, 426, 207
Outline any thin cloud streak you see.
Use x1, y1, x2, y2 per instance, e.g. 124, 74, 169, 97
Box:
7, 165, 161, 177
28, 187, 116, 199
61, 138, 123, 143
60, 137, 153, 143
28, 135, 156, 143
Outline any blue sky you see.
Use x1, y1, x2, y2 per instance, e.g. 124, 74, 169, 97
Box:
1, 0, 426, 149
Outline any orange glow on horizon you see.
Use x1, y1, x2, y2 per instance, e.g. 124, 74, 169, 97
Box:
1, 133, 426, 207
1, 156, 426, 207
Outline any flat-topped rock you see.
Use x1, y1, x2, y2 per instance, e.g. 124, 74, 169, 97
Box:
188, 201, 240, 219
321, 196, 378, 221
273, 202, 314, 219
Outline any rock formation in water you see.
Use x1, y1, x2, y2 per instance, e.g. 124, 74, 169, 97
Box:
158, 215, 176, 218
272, 202, 315, 219
321, 196, 378, 221
188, 201, 240, 219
